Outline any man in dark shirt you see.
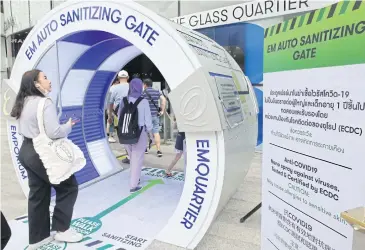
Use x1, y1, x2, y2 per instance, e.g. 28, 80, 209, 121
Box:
142, 79, 166, 157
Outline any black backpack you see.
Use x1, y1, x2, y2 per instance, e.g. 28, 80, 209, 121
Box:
117, 96, 144, 144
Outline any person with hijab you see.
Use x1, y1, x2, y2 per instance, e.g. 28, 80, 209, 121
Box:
117, 78, 153, 193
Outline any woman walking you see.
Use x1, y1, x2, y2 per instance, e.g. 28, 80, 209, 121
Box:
10, 69, 83, 249
118, 78, 153, 192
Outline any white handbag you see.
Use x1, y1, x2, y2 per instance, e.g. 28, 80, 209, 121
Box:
33, 97, 86, 184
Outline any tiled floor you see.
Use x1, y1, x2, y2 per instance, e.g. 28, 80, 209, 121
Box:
1, 115, 262, 249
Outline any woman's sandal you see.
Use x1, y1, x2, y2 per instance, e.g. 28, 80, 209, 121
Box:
165, 171, 173, 177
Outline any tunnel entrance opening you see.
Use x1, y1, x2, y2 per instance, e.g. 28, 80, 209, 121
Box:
123, 54, 164, 84
105, 53, 178, 160
35, 30, 186, 250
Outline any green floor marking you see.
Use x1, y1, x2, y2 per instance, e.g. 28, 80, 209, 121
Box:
80, 236, 93, 242
71, 179, 164, 236
95, 179, 164, 219
96, 244, 114, 250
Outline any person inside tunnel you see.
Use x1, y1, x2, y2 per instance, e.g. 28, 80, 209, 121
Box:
106, 54, 186, 183
105, 77, 118, 141
117, 78, 153, 193
107, 70, 130, 143
165, 128, 186, 177
142, 78, 166, 157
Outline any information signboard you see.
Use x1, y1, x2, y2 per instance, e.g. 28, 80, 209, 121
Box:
212, 73, 244, 128
262, 1, 365, 250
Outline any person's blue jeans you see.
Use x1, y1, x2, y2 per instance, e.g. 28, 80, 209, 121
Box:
151, 116, 160, 134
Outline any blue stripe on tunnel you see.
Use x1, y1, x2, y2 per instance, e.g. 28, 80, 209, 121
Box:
59, 106, 100, 184
72, 38, 133, 70
56, 31, 135, 184
84, 71, 116, 143
60, 30, 119, 46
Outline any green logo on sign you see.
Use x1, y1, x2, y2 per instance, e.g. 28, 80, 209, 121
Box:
24, 241, 67, 250
71, 217, 102, 235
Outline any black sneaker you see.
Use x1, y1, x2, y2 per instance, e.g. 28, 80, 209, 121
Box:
145, 149, 149, 154
157, 151, 162, 157
122, 158, 130, 164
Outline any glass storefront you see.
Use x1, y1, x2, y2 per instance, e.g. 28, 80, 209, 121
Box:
10, 28, 31, 59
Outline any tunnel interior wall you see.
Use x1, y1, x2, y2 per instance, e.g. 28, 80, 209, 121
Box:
35, 30, 143, 185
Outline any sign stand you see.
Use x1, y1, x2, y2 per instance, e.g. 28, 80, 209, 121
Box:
239, 202, 261, 223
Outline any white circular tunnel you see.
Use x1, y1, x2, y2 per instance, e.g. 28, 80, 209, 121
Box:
6, 0, 258, 249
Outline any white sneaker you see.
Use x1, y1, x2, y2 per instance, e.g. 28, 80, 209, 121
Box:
28, 236, 54, 250
108, 137, 116, 143
54, 228, 83, 243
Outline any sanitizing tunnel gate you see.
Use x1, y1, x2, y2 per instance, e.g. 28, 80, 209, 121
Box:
5, 0, 258, 249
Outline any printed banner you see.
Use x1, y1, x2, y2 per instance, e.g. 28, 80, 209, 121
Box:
264, 0, 365, 72
2, 80, 30, 196
262, 1, 365, 250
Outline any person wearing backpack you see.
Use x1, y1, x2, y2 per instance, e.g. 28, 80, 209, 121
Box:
117, 78, 153, 193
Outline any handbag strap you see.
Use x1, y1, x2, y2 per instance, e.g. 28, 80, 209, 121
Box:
144, 90, 159, 110
36, 97, 50, 135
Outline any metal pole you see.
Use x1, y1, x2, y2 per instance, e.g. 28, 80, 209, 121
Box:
178, 0, 181, 16
163, 113, 167, 143
28, 0, 31, 27
240, 202, 262, 223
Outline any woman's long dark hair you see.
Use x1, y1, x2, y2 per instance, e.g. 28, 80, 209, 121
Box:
10, 69, 44, 119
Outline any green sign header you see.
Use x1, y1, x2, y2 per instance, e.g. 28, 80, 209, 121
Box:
264, 1, 365, 73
